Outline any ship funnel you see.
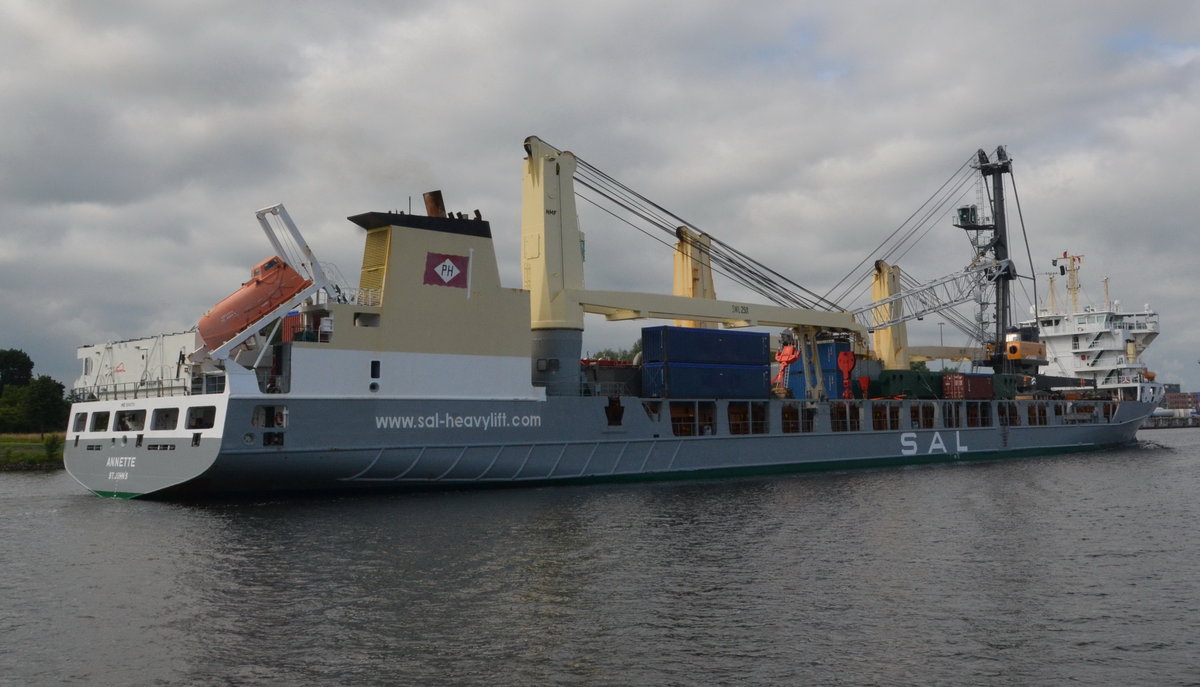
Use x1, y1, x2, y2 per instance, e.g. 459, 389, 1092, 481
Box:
423, 190, 447, 218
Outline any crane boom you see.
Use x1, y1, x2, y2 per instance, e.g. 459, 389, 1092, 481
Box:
521, 135, 868, 394
851, 258, 1012, 331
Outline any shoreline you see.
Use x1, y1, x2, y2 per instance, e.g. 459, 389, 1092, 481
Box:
0, 460, 64, 472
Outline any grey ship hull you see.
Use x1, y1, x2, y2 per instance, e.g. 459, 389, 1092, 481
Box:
65, 395, 1153, 499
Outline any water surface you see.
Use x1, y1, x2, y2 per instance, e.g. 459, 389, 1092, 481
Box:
3, 430, 1199, 685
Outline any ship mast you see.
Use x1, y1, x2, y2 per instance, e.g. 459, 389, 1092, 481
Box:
1044, 272, 1058, 314
955, 147, 1023, 372
978, 148, 1014, 366
1058, 252, 1083, 314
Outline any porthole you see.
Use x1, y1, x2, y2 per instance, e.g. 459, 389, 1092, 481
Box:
369, 382, 379, 392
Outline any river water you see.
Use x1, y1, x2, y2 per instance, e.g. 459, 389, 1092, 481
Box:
3, 429, 1199, 686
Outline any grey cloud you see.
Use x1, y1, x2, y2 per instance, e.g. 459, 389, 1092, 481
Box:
2, 0, 1198, 391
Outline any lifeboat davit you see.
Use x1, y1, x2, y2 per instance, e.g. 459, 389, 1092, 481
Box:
198, 256, 312, 349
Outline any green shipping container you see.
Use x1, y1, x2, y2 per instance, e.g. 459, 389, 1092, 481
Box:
877, 370, 944, 399
991, 373, 1022, 400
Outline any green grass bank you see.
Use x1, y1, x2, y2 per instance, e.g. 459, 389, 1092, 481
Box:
0, 433, 65, 471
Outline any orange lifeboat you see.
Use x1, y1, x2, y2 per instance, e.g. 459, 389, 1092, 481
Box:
198, 256, 312, 349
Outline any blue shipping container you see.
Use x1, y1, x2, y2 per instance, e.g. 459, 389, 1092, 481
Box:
642, 362, 770, 399
641, 326, 769, 365
816, 341, 852, 371
788, 369, 850, 399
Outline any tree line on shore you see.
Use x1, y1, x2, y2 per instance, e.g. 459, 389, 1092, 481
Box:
0, 349, 70, 434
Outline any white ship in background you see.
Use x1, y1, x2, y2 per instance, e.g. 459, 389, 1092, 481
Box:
1023, 252, 1160, 402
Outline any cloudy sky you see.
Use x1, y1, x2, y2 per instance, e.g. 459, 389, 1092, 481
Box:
3, 1, 1198, 391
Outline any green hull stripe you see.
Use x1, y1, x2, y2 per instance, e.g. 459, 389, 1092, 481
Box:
91, 490, 142, 499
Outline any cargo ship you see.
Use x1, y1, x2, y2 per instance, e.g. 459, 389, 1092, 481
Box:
64, 138, 1160, 498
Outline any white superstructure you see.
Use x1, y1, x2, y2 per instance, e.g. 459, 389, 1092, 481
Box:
1024, 253, 1161, 402
75, 331, 202, 399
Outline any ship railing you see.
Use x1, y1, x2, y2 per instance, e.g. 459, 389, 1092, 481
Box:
301, 286, 382, 308
281, 319, 333, 344
581, 381, 628, 396
258, 375, 291, 394
349, 288, 382, 307
70, 379, 194, 401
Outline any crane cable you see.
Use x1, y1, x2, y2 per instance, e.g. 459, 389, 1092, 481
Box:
568, 153, 841, 311
822, 153, 978, 306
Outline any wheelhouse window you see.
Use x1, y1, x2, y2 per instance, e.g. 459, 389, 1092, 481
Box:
72, 412, 88, 432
